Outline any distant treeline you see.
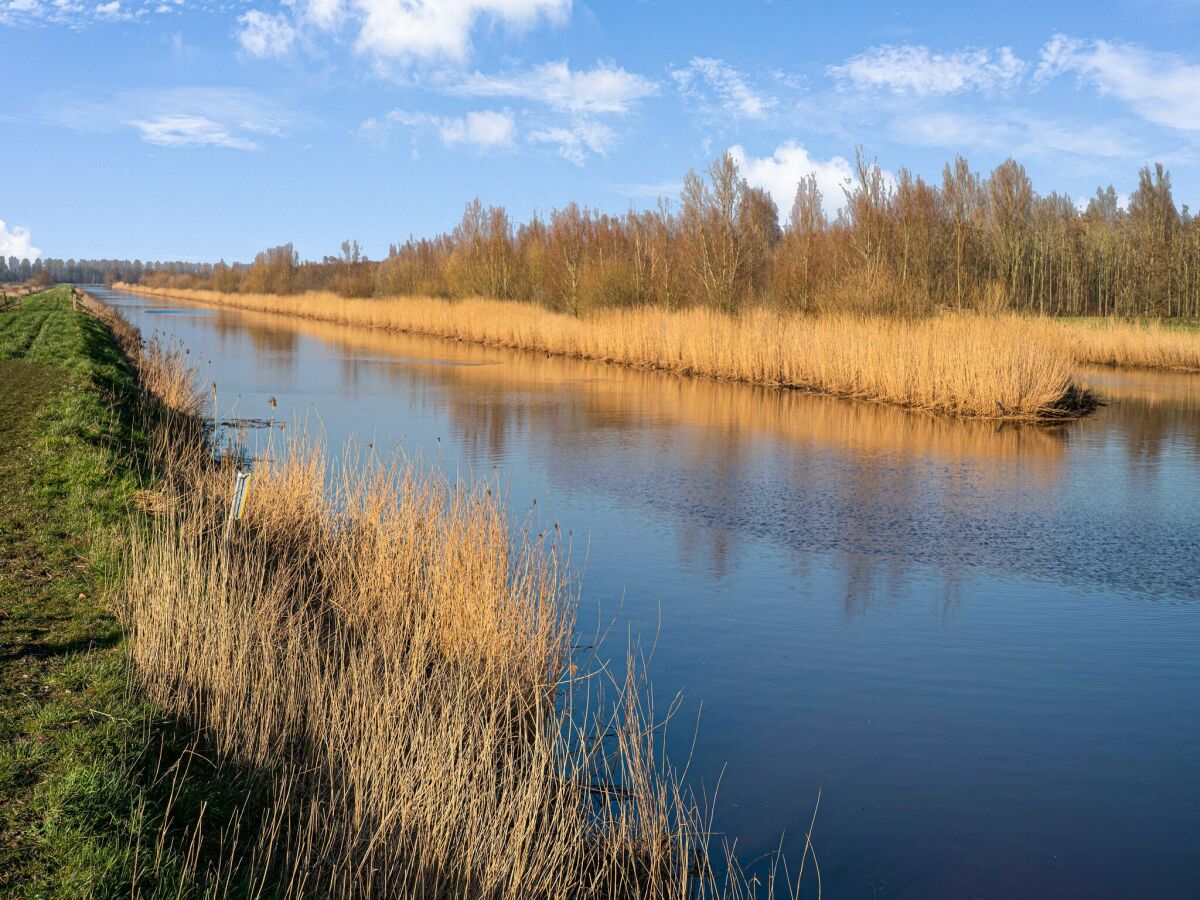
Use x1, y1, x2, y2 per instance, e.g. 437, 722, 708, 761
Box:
0, 256, 213, 288
21, 152, 1200, 317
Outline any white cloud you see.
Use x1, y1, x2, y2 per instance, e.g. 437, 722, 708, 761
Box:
0, 219, 40, 260
382, 108, 614, 163
1035, 34, 1200, 132
828, 44, 1026, 94
127, 114, 261, 149
388, 108, 516, 150
728, 141, 856, 219
350, 0, 569, 63
672, 57, 777, 120
300, 0, 341, 29
2, 0, 187, 25
609, 179, 684, 200
896, 110, 1140, 159
46, 87, 305, 149
237, 9, 296, 59
453, 60, 658, 114
898, 111, 991, 147
440, 109, 516, 148
529, 119, 613, 164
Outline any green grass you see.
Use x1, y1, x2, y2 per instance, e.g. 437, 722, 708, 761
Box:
1059, 314, 1200, 332
0, 288, 266, 898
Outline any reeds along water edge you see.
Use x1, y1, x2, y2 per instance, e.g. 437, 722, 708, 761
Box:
118, 284, 1122, 421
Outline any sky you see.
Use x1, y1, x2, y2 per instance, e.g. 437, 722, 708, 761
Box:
4, 0, 1200, 263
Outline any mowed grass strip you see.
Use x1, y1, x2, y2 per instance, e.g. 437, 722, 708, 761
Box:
0, 289, 259, 897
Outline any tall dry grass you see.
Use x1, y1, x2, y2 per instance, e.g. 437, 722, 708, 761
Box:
79, 291, 801, 897
1056, 318, 1200, 372
116, 285, 1086, 420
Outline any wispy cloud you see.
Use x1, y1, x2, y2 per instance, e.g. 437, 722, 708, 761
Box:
439, 109, 517, 148
237, 9, 296, 59
387, 108, 517, 150
529, 119, 613, 165
127, 114, 261, 149
671, 57, 778, 121
608, 179, 684, 201
42, 87, 307, 150
451, 60, 658, 115
378, 107, 615, 163
0, 219, 40, 260
895, 109, 1143, 159
2, 0, 198, 26
1035, 34, 1200, 132
828, 44, 1026, 94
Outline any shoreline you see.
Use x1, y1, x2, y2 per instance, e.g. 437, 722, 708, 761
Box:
115, 283, 1096, 422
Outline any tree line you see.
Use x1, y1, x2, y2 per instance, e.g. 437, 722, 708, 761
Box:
15, 152, 1200, 318
0, 256, 214, 288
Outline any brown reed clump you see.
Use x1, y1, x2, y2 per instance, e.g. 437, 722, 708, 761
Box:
118, 285, 1089, 420
120, 438, 775, 898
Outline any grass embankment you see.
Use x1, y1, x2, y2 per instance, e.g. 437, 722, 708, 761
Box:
0, 288, 259, 895
115, 285, 1089, 421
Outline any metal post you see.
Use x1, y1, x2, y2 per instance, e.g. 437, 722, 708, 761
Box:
223, 470, 253, 543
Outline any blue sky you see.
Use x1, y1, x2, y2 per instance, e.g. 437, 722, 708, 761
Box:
4, 0, 1200, 262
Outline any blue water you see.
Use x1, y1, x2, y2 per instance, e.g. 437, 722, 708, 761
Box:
89, 285, 1200, 899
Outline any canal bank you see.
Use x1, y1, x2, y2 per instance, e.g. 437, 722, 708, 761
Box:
0, 288, 263, 894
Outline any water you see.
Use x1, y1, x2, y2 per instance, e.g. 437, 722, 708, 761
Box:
90, 286, 1200, 898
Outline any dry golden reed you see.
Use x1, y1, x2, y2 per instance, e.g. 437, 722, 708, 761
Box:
1056, 318, 1200, 372
117, 285, 1089, 420
121, 440, 786, 898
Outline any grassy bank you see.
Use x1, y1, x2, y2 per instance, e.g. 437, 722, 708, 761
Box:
0, 288, 261, 895
115, 285, 1090, 421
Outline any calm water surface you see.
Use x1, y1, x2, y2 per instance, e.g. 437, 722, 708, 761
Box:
91, 286, 1200, 899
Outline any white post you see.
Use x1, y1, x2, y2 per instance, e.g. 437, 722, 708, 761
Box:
223, 470, 253, 543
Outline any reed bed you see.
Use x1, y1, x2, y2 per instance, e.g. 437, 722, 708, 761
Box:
229, 304, 1071, 470
79, 292, 795, 898
121, 443, 778, 898
1057, 318, 1200, 372
117, 285, 1086, 420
